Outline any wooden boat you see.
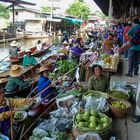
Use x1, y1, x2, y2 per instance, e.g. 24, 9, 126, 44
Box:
10, 44, 52, 64
3, 54, 60, 98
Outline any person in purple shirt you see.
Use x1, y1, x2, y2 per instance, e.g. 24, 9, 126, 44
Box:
116, 23, 124, 46
71, 38, 84, 62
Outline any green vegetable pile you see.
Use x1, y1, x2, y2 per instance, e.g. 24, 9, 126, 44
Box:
57, 89, 81, 98
56, 59, 77, 77
110, 101, 127, 109
75, 110, 110, 131
109, 91, 129, 99
14, 111, 24, 120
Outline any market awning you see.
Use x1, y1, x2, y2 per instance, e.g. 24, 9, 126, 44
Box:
63, 17, 83, 24
93, 0, 140, 18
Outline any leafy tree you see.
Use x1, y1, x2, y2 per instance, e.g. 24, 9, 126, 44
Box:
66, 0, 90, 21
95, 10, 107, 20
41, 6, 52, 13
0, 4, 9, 19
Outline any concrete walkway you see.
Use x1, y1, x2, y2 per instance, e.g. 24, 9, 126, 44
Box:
110, 59, 139, 140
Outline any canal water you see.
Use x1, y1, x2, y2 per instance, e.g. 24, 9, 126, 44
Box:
0, 33, 87, 61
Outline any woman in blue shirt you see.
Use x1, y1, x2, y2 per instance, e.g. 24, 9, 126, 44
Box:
37, 66, 56, 99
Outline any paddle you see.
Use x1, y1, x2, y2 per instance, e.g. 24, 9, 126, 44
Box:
0, 54, 10, 62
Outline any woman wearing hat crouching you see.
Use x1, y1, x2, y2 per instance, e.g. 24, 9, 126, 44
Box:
23, 50, 37, 68
37, 66, 57, 100
5, 65, 30, 94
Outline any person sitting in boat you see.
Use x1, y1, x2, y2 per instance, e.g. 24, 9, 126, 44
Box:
103, 33, 114, 54
71, 38, 84, 61
23, 50, 37, 68
88, 65, 109, 92
58, 41, 69, 55
36, 40, 42, 52
5, 65, 30, 93
69, 35, 75, 47
0, 88, 32, 137
62, 35, 69, 43
37, 66, 56, 99
9, 41, 20, 59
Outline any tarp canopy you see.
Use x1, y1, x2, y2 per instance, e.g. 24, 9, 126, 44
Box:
94, 0, 140, 18
63, 17, 83, 25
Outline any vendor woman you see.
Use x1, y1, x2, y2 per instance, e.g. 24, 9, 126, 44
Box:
37, 66, 56, 99
88, 65, 109, 92
23, 50, 37, 67
0, 88, 32, 136
58, 41, 69, 55
5, 65, 30, 93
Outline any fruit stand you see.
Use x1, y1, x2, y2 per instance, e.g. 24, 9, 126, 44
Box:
79, 51, 120, 81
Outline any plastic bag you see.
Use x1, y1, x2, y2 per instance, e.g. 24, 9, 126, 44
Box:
55, 118, 73, 132
50, 108, 71, 118
38, 119, 57, 132
32, 128, 47, 138
85, 96, 107, 112
111, 80, 127, 91
76, 133, 102, 140
41, 137, 56, 140
56, 95, 75, 109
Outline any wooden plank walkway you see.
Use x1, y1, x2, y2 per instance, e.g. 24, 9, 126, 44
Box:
110, 58, 139, 140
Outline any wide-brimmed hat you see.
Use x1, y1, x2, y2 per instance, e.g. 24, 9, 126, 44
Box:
63, 41, 69, 45
10, 41, 19, 47
25, 49, 32, 54
39, 66, 49, 74
10, 65, 24, 77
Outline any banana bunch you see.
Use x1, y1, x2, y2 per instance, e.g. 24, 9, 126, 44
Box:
58, 48, 69, 54
104, 57, 112, 64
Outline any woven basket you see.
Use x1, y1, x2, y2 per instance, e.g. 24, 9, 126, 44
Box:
73, 112, 112, 139
108, 91, 130, 101
108, 99, 131, 118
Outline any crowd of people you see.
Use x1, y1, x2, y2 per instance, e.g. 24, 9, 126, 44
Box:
1, 17, 140, 138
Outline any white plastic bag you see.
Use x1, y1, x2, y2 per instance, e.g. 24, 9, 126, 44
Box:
76, 133, 102, 140
85, 96, 107, 112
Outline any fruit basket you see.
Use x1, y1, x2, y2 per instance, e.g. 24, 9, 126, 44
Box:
108, 91, 130, 100
73, 111, 112, 139
108, 99, 131, 118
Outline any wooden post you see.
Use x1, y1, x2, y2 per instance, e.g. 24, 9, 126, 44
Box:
108, 0, 113, 20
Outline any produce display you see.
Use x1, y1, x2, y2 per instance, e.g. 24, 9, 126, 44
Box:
109, 91, 129, 100
53, 59, 77, 78
14, 111, 24, 120
75, 111, 111, 131
110, 101, 127, 109
0, 78, 8, 83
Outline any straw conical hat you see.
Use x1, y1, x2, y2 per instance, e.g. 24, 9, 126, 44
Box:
10, 65, 24, 77
25, 49, 32, 53
10, 41, 19, 47
39, 66, 49, 74
63, 41, 69, 45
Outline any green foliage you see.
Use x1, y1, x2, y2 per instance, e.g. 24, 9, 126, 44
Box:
41, 6, 52, 13
0, 4, 9, 19
66, 0, 90, 21
95, 10, 107, 20
56, 59, 77, 77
